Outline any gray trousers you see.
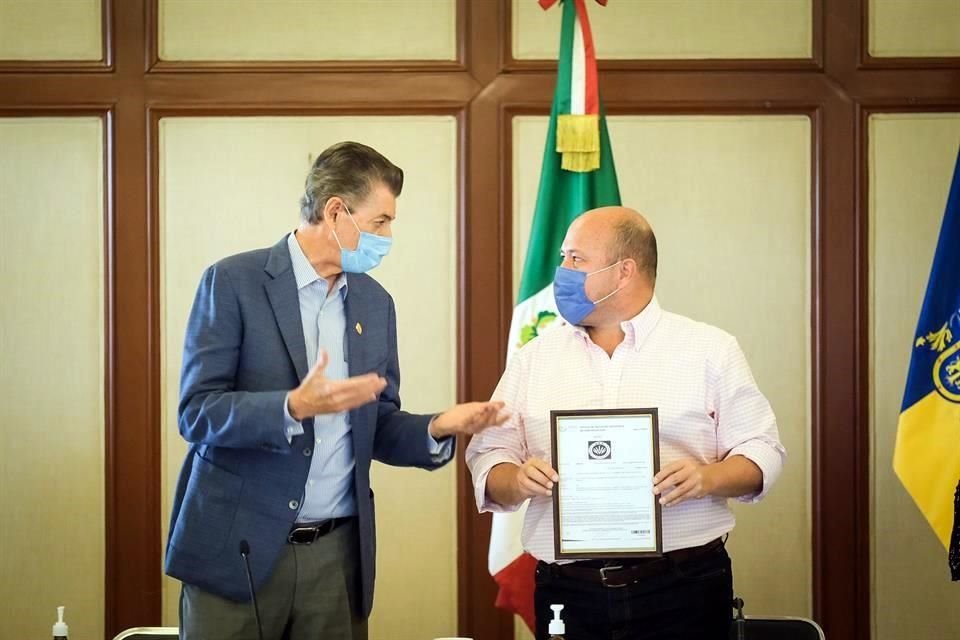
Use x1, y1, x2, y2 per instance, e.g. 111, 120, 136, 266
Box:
180, 520, 367, 640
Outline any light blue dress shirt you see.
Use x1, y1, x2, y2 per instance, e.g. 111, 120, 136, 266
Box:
283, 231, 448, 522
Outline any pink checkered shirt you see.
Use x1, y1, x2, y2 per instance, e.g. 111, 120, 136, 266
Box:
466, 296, 786, 563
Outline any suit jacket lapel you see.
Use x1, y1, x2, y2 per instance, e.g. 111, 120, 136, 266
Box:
264, 235, 309, 381
345, 274, 374, 457
343, 273, 369, 378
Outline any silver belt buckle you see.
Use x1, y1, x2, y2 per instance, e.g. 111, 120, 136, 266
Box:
288, 525, 318, 545
599, 564, 625, 588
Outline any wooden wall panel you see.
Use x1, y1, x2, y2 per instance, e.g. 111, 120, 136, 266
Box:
0, 114, 106, 640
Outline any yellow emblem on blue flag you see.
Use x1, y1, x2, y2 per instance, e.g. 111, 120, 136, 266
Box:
894, 146, 960, 551
914, 317, 960, 403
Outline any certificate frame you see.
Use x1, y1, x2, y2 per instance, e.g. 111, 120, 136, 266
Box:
550, 408, 662, 559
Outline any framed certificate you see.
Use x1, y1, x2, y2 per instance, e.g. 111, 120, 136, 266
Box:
550, 408, 662, 559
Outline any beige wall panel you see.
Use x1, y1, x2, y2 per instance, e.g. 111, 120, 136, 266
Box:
0, 118, 104, 639
0, 0, 101, 60
159, 0, 456, 61
869, 0, 960, 57
159, 116, 459, 638
513, 0, 812, 60
514, 115, 812, 630
869, 113, 960, 640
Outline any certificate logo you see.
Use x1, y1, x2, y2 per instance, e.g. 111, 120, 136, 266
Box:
588, 440, 612, 460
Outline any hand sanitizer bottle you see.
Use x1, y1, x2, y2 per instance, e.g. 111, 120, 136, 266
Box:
548, 604, 565, 639
52, 606, 69, 640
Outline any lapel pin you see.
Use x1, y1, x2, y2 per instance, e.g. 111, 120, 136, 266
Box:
355, 322, 363, 335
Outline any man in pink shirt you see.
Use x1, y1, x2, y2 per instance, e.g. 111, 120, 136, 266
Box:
467, 207, 786, 640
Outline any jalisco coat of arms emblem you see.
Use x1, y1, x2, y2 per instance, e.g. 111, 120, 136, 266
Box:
914, 310, 960, 403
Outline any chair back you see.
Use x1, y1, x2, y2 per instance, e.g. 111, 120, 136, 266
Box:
111, 627, 179, 640
730, 616, 825, 640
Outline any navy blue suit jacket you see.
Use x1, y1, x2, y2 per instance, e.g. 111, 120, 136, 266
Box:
164, 235, 449, 616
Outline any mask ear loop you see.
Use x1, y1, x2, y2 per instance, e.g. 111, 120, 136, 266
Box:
589, 259, 625, 304
330, 199, 357, 251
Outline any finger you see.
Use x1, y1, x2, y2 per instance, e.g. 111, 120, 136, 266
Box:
339, 374, 386, 394
529, 458, 559, 483
368, 376, 387, 395
662, 478, 698, 506
519, 474, 553, 497
467, 405, 491, 423
523, 464, 556, 490
479, 405, 501, 425
328, 377, 385, 411
653, 467, 691, 494
346, 380, 386, 407
464, 406, 500, 432
652, 461, 685, 485
465, 421, 492, 435
467, 402, 500, 420
333, 393, 377, 413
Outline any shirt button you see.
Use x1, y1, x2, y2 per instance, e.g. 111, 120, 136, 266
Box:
315, 437, 322, 445
288, 500, 299, 510
308, 479, 315, 487
303, 448, 312, 457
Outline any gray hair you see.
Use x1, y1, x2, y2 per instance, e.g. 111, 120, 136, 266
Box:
299, 141, 403, 224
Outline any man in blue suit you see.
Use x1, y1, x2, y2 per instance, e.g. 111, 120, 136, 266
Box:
166, 141, 505, 639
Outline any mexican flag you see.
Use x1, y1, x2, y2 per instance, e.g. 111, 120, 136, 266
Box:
489, 0, 621, 631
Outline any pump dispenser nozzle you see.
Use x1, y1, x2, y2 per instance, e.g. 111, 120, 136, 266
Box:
549, 604, 565, 637
53, 606, 69, 639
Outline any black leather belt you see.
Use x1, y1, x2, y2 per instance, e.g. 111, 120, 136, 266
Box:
287, 517, 354, 545
538, 537, 725, 588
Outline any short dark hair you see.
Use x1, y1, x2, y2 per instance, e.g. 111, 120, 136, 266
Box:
299, 141, 403, 224
612, 216, 658, 281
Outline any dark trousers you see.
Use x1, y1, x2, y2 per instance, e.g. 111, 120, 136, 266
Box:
534, 542, 733, 640
179, 520, 366, 640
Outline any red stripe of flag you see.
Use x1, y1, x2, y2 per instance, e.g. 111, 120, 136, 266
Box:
573, 0, 599, 115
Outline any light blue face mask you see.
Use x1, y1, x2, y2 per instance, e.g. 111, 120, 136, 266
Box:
553, 260, 623, 325
332, 204, 393, 273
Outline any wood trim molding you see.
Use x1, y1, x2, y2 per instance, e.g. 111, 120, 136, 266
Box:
145, 0, 468, 74
0, 0, 114, 73
140, 73, 480, 109
106, 2, 160, 636
459, 84, 515, 640
811, 92, 866, 640
500, 0, 826, 73
859, 55, 960, 71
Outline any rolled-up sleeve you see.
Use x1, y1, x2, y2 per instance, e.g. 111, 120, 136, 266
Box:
465, 350, 529, 513
713, 336, 786, 503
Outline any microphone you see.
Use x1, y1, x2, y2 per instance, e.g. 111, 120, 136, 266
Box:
732, 597, 746, 640
239, 540, 265, 640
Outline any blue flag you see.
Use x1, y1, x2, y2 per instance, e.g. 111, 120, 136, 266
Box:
894, 145, 960, 557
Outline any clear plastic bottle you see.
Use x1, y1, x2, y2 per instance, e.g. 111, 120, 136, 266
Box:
52, 606, 68, 640
548, 604, 565, 640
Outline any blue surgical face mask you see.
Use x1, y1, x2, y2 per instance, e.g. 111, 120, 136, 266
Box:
553, 260, 623, 326
332, 203, 393, 273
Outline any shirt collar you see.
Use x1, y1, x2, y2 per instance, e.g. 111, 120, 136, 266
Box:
287, 231, 348, 295
570, 294, 662, 351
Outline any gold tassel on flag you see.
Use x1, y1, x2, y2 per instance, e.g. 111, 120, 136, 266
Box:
557, 113, 599, 172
